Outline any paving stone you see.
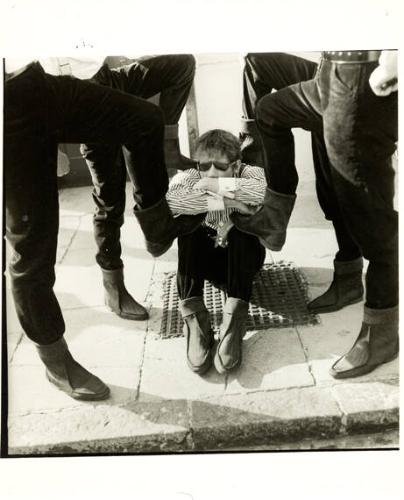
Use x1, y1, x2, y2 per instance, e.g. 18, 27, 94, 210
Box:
59, 186, 93, 214
226, 328, 313, 393
54, 259, 104, 309
190, 387, 342, 450
273, 228, 337, 269
8, 361, 142, 416
332, 380, 399, 433
139, 337, 226, 401
8, 399, 190, 455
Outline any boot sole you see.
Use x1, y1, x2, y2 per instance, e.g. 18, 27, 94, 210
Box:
107, 306, 149, 321
187, 351, 213, 375
46, 372, 111, 401
213, 340, 242, 375
330, 351, 399, 379
308, 295, 363, 314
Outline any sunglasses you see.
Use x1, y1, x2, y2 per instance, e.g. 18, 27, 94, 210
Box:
197, 160, 238, 172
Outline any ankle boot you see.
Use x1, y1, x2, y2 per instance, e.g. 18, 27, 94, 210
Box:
214, 298, 249, 374
134, 197, 204, 257
330, 305, 399, 379
164, 124, 197, 175
231, 187, 296, 251
308, 257, 364, 314
36, 338, 110, 400
239, 118, 264, 167
180, 296, 214, 374
102, 267, 148, 320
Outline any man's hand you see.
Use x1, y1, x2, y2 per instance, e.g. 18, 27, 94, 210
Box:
224, 198, 256, 215
194, 177, 219, 193
369, 50, 398, 96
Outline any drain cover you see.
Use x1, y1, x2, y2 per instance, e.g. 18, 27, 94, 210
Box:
159, 261, 318, 338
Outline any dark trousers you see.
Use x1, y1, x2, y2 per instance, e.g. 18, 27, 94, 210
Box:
177, 226, 266, 302
81, 55, 196, 270
256, 56, 398, 309
4, 62, 167, 344
243, 53, 361, 261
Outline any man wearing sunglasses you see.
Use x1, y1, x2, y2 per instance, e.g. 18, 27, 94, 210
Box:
166, 129, 266, 375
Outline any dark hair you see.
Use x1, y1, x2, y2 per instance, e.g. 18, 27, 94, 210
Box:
194, 129, 240, 162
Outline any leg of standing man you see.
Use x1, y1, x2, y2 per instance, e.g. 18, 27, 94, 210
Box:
81, 55, 196, 321
319, 51, 398, 378
236, 53, 364, 313
4, 62, 200, 400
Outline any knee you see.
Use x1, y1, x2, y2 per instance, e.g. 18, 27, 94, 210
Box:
173, 54, 196, 81
256, 94, 277, 127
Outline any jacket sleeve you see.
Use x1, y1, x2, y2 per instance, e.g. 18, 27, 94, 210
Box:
233, 166, 266, 205
166, 170, 210, 215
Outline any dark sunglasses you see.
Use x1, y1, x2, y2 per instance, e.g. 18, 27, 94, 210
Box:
197, 160, 238, 172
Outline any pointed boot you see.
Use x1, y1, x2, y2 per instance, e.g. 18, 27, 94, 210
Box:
330, 305, 399, 379
214, 297, 249, 374
134, 197, 204, 257
102, 267, 148, 320
239, 118, 264, 167
231, 187, 296, 251
308, 257, 364, 314
164, 124, 197, 175
180, 296, 214, 374
36, 338, 110, 400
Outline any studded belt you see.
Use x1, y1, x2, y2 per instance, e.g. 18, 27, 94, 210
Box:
322, 51, 381, 63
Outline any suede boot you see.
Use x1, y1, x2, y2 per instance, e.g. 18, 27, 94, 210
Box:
330, 305, 399, 379
164, 124, 197, 175
308, 257, 364, 314
239, 118, 264, 167
180, 296, 214, 374
134, 197, 204, 258
102, 267, 148, 320
214, 297, 249, 374
231, 187, 296, 251
36, 338, 110, 400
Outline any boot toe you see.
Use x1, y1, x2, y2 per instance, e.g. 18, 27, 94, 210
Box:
71, 375, 110, 401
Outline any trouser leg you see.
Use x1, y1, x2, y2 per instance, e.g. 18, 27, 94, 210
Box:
320, 60, 398, 309
241, 53, 317, 166
4, 66, 64, 345
177, 226, 218, 300
311, 132, 362, 261
101, 54, 196, 124
226, 229, 265, 301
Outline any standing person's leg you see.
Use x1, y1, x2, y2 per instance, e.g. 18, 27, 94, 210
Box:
242, 53, 364, 311
69, 74, 203, 258
307, 132, 364, 313
214, 229, 265, 374
241, 52, 317, 166
318, 58, 398, 378
102, 54, 196, 172
232, 79, 322, 250
177, 226, 216, 374
81, 56, 197, 320
82, 138, 149, 321
4, 64, 109, 400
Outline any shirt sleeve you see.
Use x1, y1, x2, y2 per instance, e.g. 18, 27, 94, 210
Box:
233, 166, 266, 206
166, 170, 211, 214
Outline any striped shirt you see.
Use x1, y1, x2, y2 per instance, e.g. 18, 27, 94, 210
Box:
166, 165, 266, 231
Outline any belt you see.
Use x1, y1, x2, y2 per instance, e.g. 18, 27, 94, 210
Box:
322, 51, 381, 63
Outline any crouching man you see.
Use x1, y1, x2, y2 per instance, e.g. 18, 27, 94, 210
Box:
166, 129, 266, 375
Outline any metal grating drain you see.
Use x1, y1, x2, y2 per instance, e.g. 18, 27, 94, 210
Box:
159, 261, 318, 339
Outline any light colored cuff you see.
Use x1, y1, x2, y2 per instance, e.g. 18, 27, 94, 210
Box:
207, 197, 225, 211
218, 178, 237, 192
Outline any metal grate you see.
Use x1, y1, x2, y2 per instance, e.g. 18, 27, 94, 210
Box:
159, 261, 318, 339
